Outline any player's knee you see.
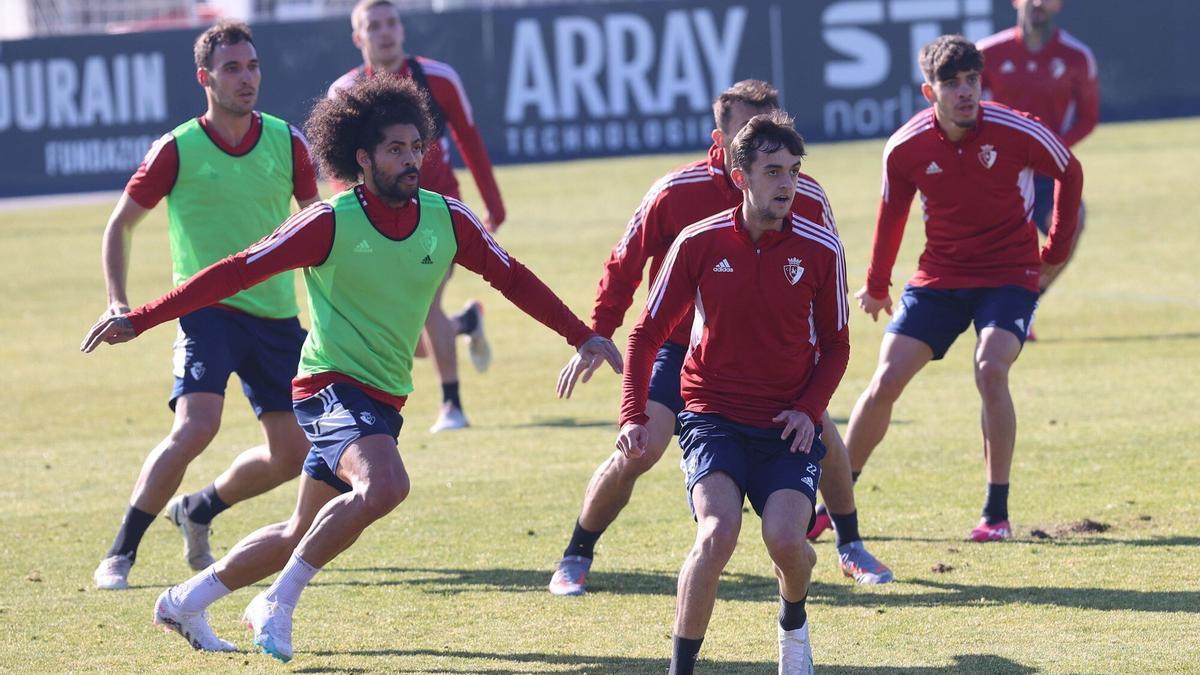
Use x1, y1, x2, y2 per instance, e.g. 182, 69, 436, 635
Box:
166, 420, 220, 458
974, 359, 1010, 397
618, 440, 667, 477
763, 523, 811, 569
694, 521, 739, 566
360, 470, 410, 517
869, 369, 908, 403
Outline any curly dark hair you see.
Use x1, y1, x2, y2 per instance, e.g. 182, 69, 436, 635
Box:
730, 110, 805, 173
712, 79, 780, 134
919, 34, 984, 84
193, 20, 254, 70
305, 76, 436, 184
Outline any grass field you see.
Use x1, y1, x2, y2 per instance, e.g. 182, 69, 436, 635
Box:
2, 116, 1199, 673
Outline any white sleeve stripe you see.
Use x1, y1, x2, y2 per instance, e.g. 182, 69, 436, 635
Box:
983, 109, 1069, 170
447, 198, 510, 266
975, 28, 1016, 51
613, 166, 707, 256
985, 105, 1071, 161
421, 60, 475, 124
141, 132, 174, 171
646, 217, 732, 317
791, 220, 848, 329
1058, 30, 1098, 80
245, 204, 331, 263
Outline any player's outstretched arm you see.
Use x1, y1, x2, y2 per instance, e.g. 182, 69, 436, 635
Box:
615, 422, 649, 459
80, 315, 137, 353
556, 336, 624, 399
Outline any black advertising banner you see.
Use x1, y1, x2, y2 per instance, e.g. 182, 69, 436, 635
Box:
2, 0, 1198, 197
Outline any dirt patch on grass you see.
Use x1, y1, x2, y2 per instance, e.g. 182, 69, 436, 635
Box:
1029, 519, 1112, 540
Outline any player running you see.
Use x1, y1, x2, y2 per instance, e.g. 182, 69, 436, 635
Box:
329, 0, 506, 432
844, 35, 1083, 542
91, 20, 320, 591
550, 81, 890, 597
81, 76, 621, 663
617, 111, 847, 674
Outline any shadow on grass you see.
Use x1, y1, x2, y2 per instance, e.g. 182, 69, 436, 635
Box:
501, 417, 616, 429
295, 648, 1033, 674
1036, 331, 1200, 345
864, 534, 1200, 548
320, 565, 1198, 613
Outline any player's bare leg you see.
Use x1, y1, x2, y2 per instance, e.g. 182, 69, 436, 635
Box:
814, 417, 893, 583
212, 411, 308, 504
154, 475, 338, 655
425, 272, 467, 432
844, 333, 933, 473
166, 410, 308, 570
762, 489, 817, 674
670, 472, 742, 673
969, 326, 1022, 542
242, 434, 410, 662
95, 393, 224, 589
549, 401, 674, 596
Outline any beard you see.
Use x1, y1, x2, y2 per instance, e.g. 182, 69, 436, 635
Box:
372, 164, 421, 203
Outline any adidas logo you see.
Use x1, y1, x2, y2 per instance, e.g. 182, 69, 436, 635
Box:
925, 161, 943, 175
712, 258, 734, 273
801, 476, 814, 489
353, 240, 373, 254
421, 255, 433, 264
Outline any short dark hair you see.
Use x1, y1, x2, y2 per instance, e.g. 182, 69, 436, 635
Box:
305, 76, 435, 183
730, 111, 806, 173
918, 34, 984, 83
712, 80, 780, 134
194, 20, 255, 70
352, 0, 398, 30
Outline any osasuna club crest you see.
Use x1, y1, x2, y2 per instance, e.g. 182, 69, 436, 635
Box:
190, 361, 206, 381
784, 257, 805, 285
978, 144, 998, 169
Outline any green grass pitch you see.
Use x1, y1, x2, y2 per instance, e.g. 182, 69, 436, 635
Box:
1, 117, 1198, 673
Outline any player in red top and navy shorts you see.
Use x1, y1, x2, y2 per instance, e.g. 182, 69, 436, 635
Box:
843, 35, 1083, 543
550, 82, 891, 598
616, 111, 846, 675
328, 0, 508, 433
979, 0, 1096, 294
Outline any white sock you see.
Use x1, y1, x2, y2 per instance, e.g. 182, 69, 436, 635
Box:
175, 567, 231, 614
264, 554, 319, 608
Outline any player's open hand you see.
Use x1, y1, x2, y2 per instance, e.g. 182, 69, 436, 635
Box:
772, 410, 815, 454
100, 302, 131, 321
855, 286, 893, 322
615, 422, 649, 458
80, 315, 137, 353
557, 335, 622, 398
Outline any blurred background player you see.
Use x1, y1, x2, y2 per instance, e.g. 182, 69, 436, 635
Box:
81, 76, 622, 662
979, 0, 1097, 306
91, 20, 320, 591
550, 81, 891, 597
329, 0, 504, 432
615, 112, 848, 675
845, 35, 1083, 542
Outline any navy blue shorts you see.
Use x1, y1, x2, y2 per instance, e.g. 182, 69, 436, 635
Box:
648, 341, 687, 434
678, 411, 825, 520
887, 285, 1038, 360
170, 306, 305, 417
1032, 173, 1055, 236
293, 383, 404, 493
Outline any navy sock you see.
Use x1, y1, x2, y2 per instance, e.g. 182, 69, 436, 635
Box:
563, 520, 604, 560
669, 635, 703, 675
830, 509, 861, 548
779, 594, 808, 631
982, 483, 1010, 524
106, 506, 157, 562
185, 484, 229, 525
851, 470, 861, 483
442, 381, 461, 409
455, 305, 479, 336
